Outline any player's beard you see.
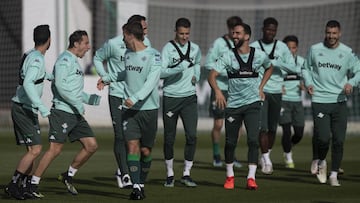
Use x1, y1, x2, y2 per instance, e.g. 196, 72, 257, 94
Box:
324, 37, 338, 48
234, 39, 244, 49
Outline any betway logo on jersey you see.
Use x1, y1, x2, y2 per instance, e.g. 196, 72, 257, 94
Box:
318, 62, 342, 71
126, 65, 143, 73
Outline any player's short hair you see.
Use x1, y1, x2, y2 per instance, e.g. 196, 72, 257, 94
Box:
122, 21, 144, 41
242, 23, 252, 37
263, 17, 278, 27
326, 20, 341, 29
33, 24, 50, 46
226, 16, 243, 30
127, 14, 146, 23
283, 35, 299, 45
68, 30, 88, 49
175, 18, 191, 30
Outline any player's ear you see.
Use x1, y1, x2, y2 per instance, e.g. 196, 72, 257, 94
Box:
245, 34, 250, 41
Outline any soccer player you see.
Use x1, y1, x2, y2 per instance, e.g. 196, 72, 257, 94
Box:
29, 30, 101, 197
4, 25, 51, 200
250, 17, 296, 175
279, 35, 305, 169
302, 20, 360, 186
161, 17, 201, 187
121, 21, 161, 200
94, 14, 150, 189
208, 22, 273, 190
205, 16, 243, 168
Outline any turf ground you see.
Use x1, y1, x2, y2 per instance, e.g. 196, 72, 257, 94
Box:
1, 127, 360, 203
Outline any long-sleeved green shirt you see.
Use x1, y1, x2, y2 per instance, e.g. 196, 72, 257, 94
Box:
282, 55, 305, 102
93, 35, 151, 98
52, 50, 95, 114
12, 49, 50, 117
161, 40, 201, 97
215, 48, 271, 108
302, 42, 360, 103
251, 40, 297, 94
205, 36, 233, 90
124, 46, 161, 110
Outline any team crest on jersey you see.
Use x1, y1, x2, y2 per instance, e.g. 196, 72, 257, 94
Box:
62, 123, 68, 133
130, 166, 138, 172
166, 111, 174, 118
141, 56, 147, 61
122, 120, 128, 131
49, 135, 56, 140
34, 59, 40, 63
126, 56, 130, 60
227, 116, 235, 123
155, 54, 161, 62
318, 53, 324, 57
25, 138, 32, 144
63, 58, 68, 62
76, 69, 84, 76
339, 54, 344, 59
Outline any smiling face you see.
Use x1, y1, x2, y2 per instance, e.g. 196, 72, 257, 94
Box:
262, 23, 277, 43
324, 26, 341, 48
74, 35, 90, 58
232, 25, 245, 48
175, 26, 190, 46
232, 24, 250, 49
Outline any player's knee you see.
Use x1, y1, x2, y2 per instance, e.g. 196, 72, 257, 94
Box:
85, 141, 98, 154
141, 147, 151, 157
29, 145, 42, 157
213, 120, 223, 131
88, 143, 98, 154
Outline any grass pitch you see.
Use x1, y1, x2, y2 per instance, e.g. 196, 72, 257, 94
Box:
1, 127, 360, 202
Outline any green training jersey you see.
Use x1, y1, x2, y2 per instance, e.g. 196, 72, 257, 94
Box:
93, 36, 151, 98
205, 36, 233, 90
282, 55, 305, 102
12, 49, 49, 115
303, 42, 360, 103
161, 40, 201, 97
215, 48, 271, 108
250, 40, 296, 94
51, 50, 92, 115
124, 46, 161, 110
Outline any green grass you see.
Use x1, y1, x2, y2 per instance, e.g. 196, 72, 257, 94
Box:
1, 127, 360, 202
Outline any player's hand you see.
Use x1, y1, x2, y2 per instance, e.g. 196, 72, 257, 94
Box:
124, 98, 134, 108
259, 89, 265, 101
307, 85, 314, 95
215, 90, 226, 110
97, 78, 105, 90
344, 83, 353, 95
191, 76, 196, 86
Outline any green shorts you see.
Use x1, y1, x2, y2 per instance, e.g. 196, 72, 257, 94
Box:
48, 109, 95, 143
260, 93, 282, 132
209, 90, 228, 119
122, 109, 158, 148
279, 101, 305, 126
11, 102, 42, 146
